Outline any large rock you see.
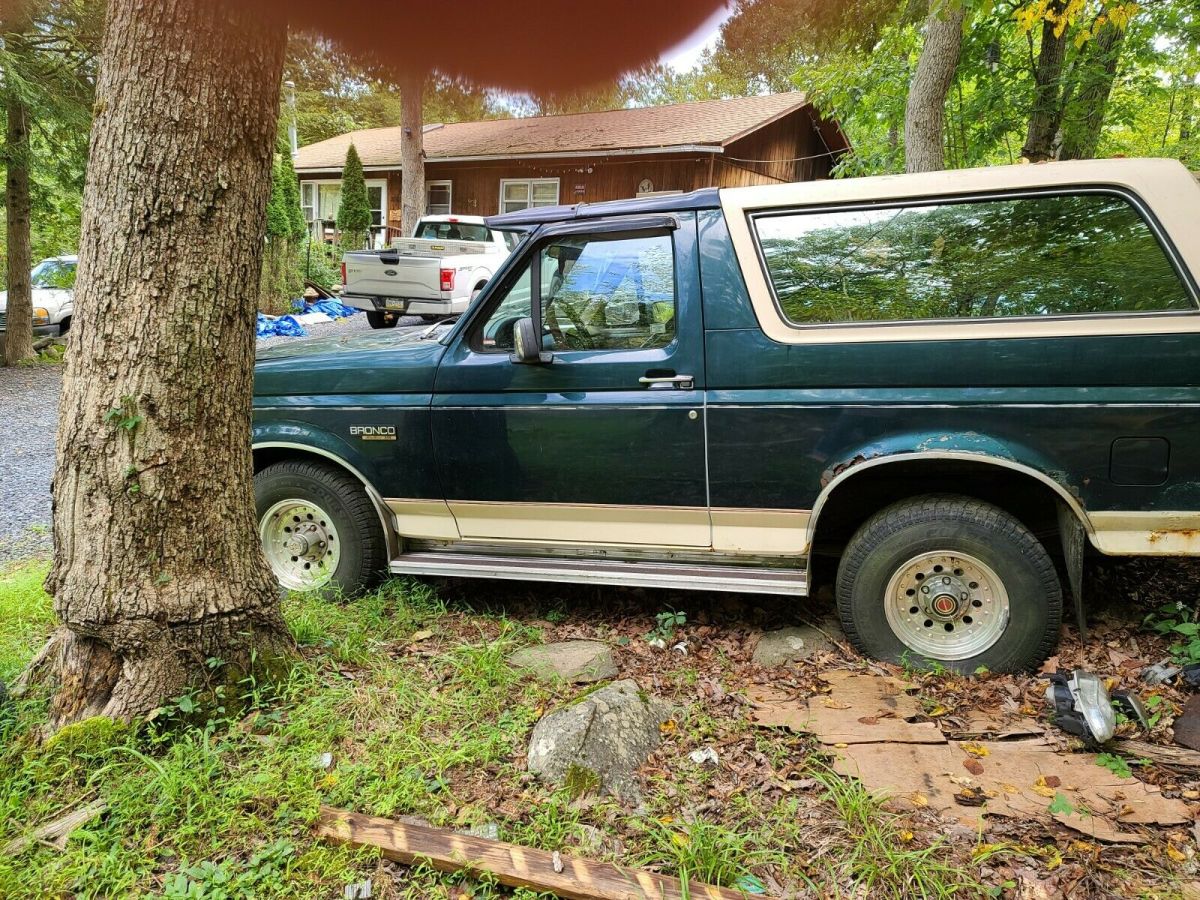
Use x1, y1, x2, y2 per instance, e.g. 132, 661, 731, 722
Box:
527, 679, 668, 800
752, 624, 838, 667
509, 640, 617, 684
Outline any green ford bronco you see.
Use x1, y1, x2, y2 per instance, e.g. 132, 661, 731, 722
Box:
253, 158, 1200, 673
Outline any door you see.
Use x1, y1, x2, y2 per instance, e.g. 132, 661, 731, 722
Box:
431, 214, 709, 548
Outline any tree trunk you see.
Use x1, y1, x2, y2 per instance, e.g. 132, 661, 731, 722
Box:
1058, 21, 1126, 160
400, 74, 425, 238
1022, 4, 1068, 162
904, 0, 965, 173
21, 0, 292, 730
1181, 75, 1195, 142
3, 0, 35, 367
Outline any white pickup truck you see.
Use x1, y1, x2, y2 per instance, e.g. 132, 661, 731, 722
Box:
341, 215, 520, 328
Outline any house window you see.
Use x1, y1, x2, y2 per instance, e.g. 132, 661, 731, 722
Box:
426, 181, 452, 215
500, 178, 559, 214
300, 178, 388, 243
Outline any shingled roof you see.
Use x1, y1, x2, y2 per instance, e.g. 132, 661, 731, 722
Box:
294, 92, 813, 172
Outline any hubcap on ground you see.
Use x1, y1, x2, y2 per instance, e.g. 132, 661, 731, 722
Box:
884, 551, 1009, 661
259, 499, 340, 591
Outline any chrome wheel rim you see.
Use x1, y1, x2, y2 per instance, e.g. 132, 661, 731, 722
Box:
259, 499, 340, 591
884, 551, 1009, 661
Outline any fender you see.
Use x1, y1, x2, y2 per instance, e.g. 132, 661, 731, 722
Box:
808, 435, 1096, 555
251, 422, 399, 557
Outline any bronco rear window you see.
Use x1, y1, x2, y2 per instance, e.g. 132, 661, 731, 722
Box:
753, 192, 1195, 326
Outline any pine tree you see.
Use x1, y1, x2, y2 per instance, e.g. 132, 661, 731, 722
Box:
336, 143, 371, 249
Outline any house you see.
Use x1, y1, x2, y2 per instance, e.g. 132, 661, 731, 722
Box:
293, 92, 849, 246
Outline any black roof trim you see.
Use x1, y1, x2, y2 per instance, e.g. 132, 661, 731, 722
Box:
486, 187, 721, 228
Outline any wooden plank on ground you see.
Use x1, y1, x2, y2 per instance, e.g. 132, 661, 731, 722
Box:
1116, 738, 1200, 771
316, 806, 759, 900
3, 799, 108, 855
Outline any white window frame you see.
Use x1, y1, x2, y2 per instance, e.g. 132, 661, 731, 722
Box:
300, 177, 388, 241
499, 177, 560, 214
426, 180, 453, 215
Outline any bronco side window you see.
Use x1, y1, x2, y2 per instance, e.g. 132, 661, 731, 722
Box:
753, 192, 1195, 326
478, 232, 676, 352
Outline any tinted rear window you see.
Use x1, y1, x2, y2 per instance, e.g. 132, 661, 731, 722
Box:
753, 193, 1194, 325
415, 221, 491, 242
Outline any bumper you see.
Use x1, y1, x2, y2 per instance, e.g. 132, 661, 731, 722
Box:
342, 294, 456, 316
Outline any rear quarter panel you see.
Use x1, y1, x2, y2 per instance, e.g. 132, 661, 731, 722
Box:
703, 160, 1200, 555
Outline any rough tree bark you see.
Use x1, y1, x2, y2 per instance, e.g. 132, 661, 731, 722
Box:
17, 0, 293, 729
1058, 21, 1126, 160
400, 74, 425, 238
3, 0, 35, 367
1021, 2, 1068, 162
904, 0, 965, 173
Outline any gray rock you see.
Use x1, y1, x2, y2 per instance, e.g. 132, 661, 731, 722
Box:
462, 822, 500, 841
509, 640, 618, 684
527, 679, 668, 801
751, 624, 838, 667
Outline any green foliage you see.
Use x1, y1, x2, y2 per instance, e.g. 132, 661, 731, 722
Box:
1095, 752, 1133, 779
645, 609, 686, 645
161, 839, 295, 899
336, 143, 371, 250
806, 764, 980, 896
0, 562, 54, 682
0, 0, 101, 283
635, 816, 782, 888
1046, 791, 1075, 816
1143, 601, 1200, 665
282, 36, 500, 146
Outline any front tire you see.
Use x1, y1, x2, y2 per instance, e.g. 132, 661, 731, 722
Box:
836, 495, 1062, 673
255, 460, 388, 596
366, 311, 398, 329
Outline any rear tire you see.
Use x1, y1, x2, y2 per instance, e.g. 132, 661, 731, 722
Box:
836, 494, 1062, 673
255, 460, 388, 597
367, 311, 398, 329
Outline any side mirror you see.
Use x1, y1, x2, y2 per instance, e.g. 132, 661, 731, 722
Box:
510, 317, 550, 364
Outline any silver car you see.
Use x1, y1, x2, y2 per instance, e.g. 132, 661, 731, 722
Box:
0, 255, 77, 336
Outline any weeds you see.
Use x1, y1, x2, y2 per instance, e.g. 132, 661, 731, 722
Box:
645, 609, 686, 646
1143, 601, 1200, 664
806, 763, 980, 897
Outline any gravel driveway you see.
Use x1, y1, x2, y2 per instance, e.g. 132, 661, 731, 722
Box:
0, 312, 429, 563
0, 366, 61, 562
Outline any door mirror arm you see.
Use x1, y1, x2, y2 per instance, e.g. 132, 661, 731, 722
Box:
510, 317, 553, 364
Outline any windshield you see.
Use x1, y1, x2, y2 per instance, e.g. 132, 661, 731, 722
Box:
31, 259, 77, 289
415, 221, 490, 242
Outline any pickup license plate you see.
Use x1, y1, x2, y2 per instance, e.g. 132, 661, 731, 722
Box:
384, 300, 406, 311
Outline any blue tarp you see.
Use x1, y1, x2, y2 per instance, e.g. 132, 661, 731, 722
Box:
256, 312, 308, 338
308, 299, 359, 318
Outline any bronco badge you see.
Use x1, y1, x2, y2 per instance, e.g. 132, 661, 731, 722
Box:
350, 425, 397, 441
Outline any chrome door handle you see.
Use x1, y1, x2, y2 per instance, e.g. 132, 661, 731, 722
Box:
639, 374, 694, 390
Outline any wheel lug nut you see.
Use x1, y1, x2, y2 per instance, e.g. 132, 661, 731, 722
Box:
921, 586, 930, 593
942, 577, 950, 584
960, 592, 968, 601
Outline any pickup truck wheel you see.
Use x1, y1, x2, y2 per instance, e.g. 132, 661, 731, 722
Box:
255, 460, 387, 597
366, 311, 398, 329
836, 495, 1062, 674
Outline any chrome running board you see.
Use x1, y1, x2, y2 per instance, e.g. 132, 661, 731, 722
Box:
389, 551, 808, 596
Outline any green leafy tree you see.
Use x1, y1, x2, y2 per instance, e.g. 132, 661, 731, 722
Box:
336, 142, 371, 249
259, 139, 308, 312
0, 0, 98, 364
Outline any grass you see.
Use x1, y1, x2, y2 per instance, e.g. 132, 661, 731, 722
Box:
0, 567, 990, 898
0, 562, 56, 682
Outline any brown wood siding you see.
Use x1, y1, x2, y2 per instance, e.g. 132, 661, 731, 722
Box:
720, 106, 837, 184
355, 106, 846, 229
